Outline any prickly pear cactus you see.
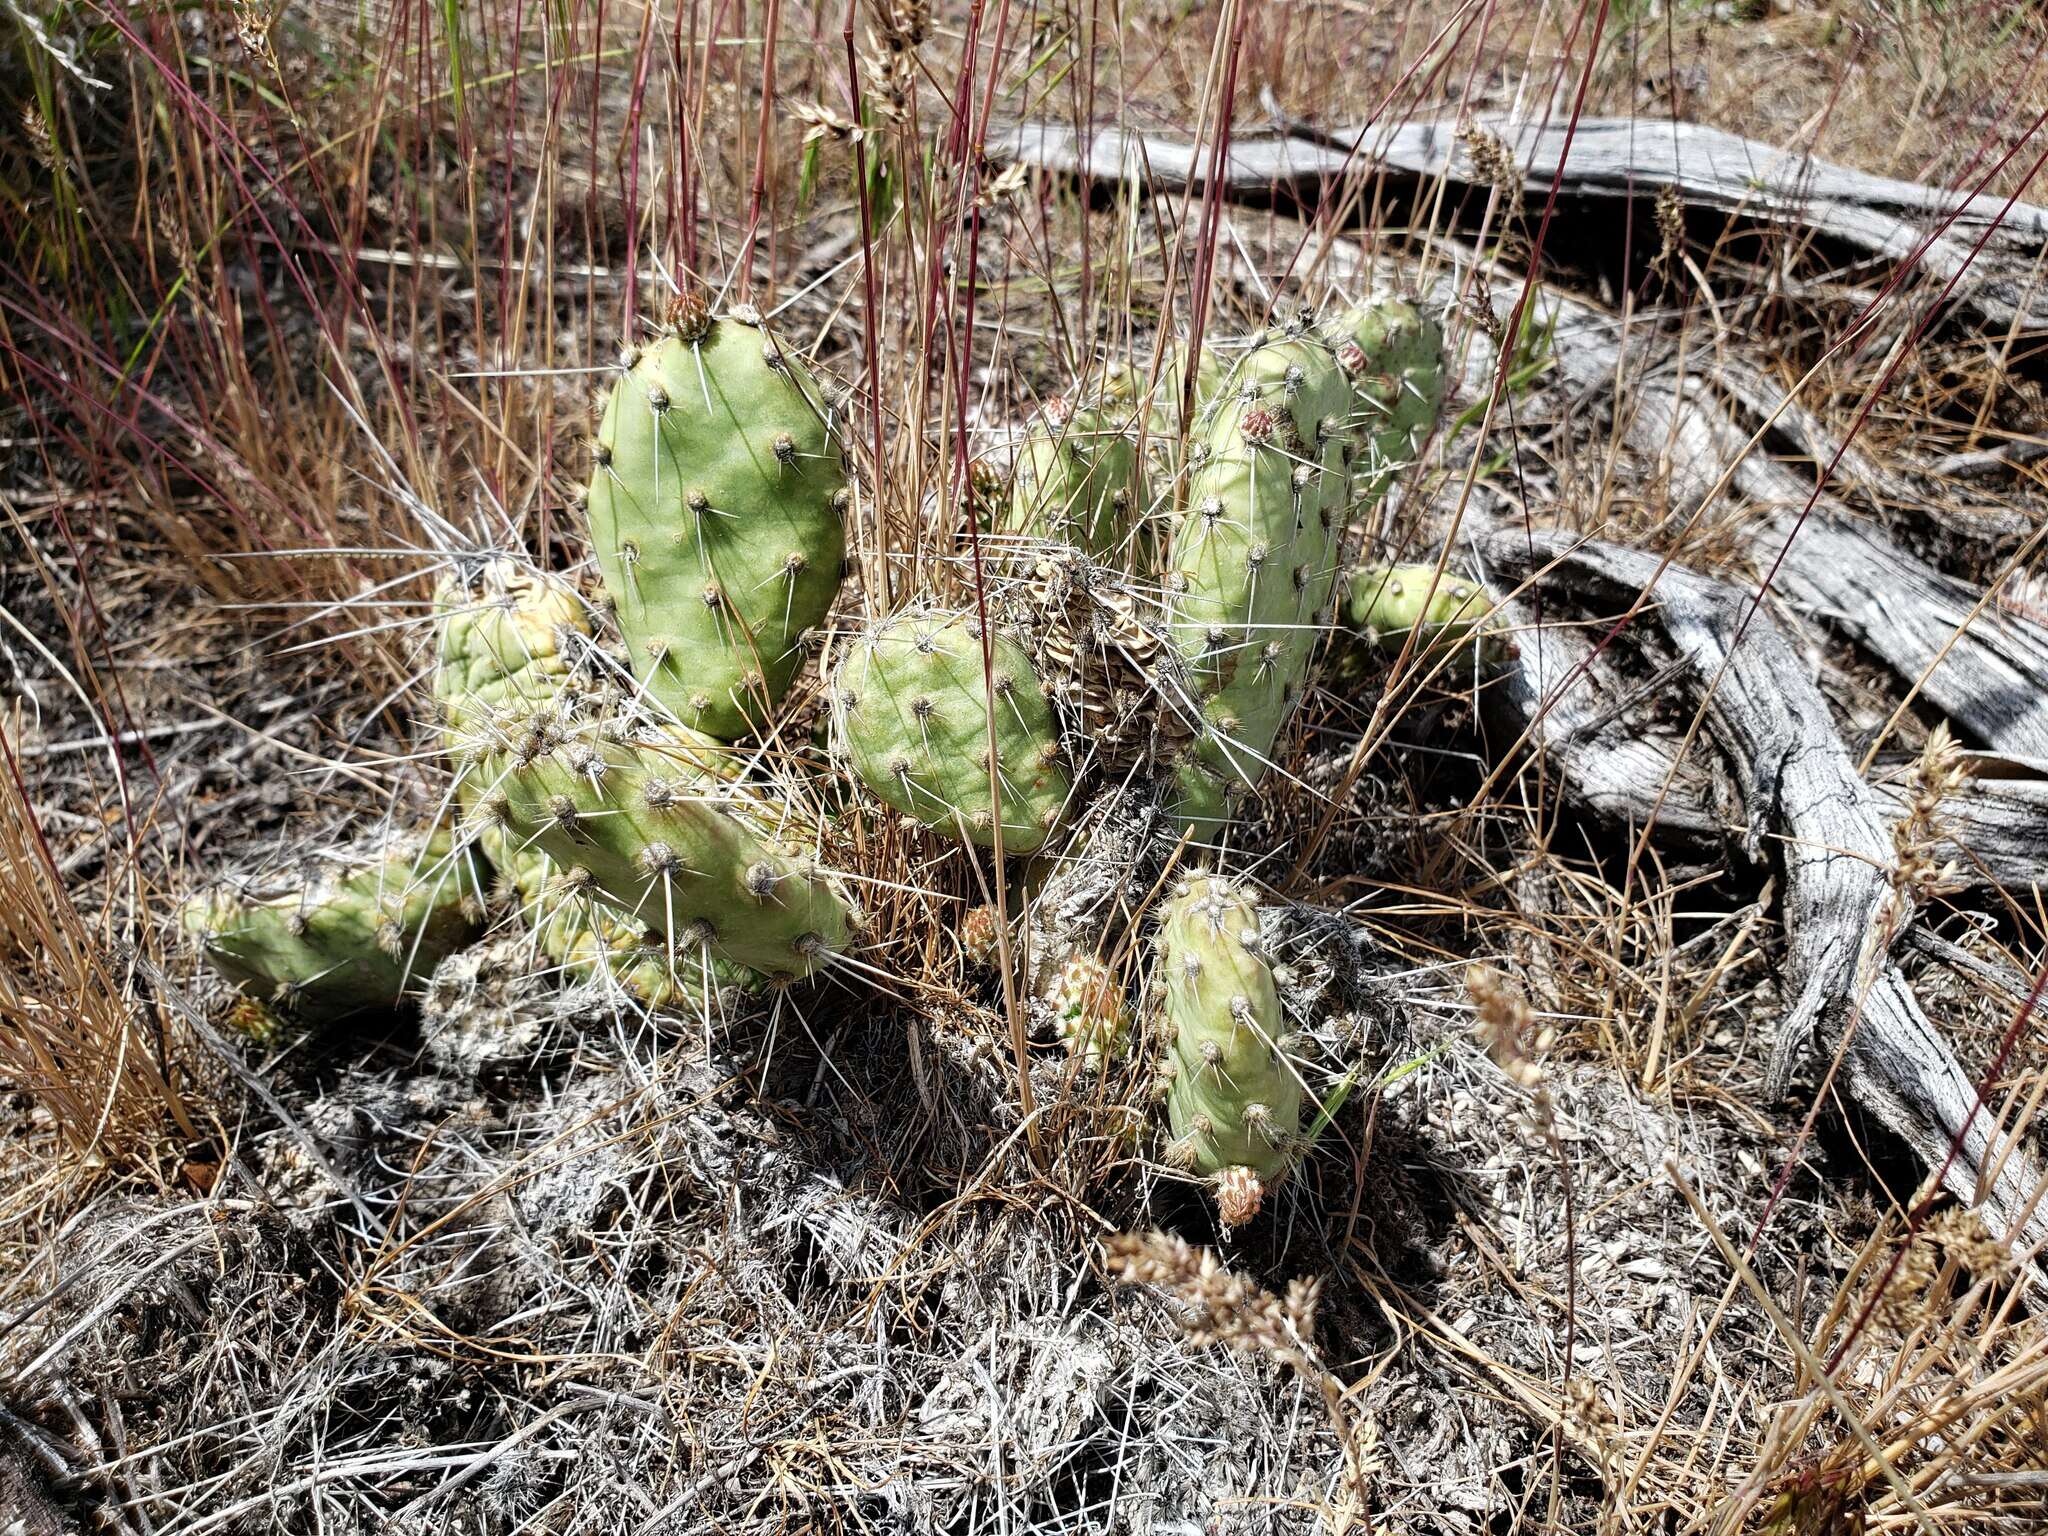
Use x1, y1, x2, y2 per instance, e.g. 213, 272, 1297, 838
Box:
1344, 561, 1490, 661
182, 828, 486, 1024
587, 305, 848, 740
1005, 395, 1145, 558
832, 606, 1072, 852
478, 720, 853, 981
1152, 874, 1303, 1225
434, 557, 751, 1005
1163, 322, 1354, 831
485, 827, 743, 1009
1330, 297, 1445, 504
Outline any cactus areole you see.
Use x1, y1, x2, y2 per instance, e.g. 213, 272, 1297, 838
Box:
588, 312, 848, 741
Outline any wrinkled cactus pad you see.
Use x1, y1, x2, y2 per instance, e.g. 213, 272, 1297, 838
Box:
182, 827, 487, 1024
479, 718, 853, 981
1005, 394, 1146, 559
833, 606, 1072, 852
1330, 296, 1445, 503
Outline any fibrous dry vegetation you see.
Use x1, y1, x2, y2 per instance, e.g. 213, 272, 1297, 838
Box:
4, 0, 2048, 1532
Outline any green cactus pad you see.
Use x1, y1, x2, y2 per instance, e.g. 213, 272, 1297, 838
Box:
1330, 297, 1445, 503
587, 312, 848, 741
485, 828, 748, 1010
481, 721, 853, 981
1163, 324, 1354, 831
1153, 874, 1303, 1221
832, 607, 1072, 852
1344, 561, 1491, 659
182, 828, 486, 1024
1005, 396, 1146, 558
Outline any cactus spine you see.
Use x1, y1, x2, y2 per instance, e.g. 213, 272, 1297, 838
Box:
833, 607, 1072, 852
182, 828, 486, 1024
1152, 874, 1304, 1225
588, 307, 848, 741
1164, 323, 1353, 830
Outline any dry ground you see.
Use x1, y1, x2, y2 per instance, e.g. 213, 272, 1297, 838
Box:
4, 1, 2048, 1532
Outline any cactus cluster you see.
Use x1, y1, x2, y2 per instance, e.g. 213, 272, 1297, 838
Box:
185, 291, 1464, 1225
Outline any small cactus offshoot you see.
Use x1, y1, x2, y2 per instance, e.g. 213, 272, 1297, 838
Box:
1047, 951, 1129, 1070
1152, 874, 1304, 1224
182, 828, 487, 1025
1343, 561, 1493, 670
833, 606, 1072, 852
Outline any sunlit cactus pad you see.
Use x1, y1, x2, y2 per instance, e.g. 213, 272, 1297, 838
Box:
587, 309, 847, 740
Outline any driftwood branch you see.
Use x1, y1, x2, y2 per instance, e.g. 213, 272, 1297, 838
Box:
1481, 529, 2048, 1256
1482, 582, 2048, 896
999, 116, 2048, 328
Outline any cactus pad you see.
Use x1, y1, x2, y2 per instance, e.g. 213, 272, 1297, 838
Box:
587, 312, 848, 740
1330, 297, 1445, 503
833, 607, 1072, 852
1163, 323, 1354, 831
481, 720, 853, 981
433, 558, 592, 733
486, 828, 746, 1010
1152, 874, 1303, 1223
1344, 561, 1491, 663
1005, 395, 1145, 558
182, 828, 486, 1024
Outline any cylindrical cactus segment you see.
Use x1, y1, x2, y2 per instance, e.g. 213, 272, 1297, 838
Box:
1163, 323, 1354, 831
181, 828, 486, 1024
481, 721, 854, 982
1345, 562, 1490, 657
1153, 874, 1303, 1222
1330, 297, 1445, 503
1005, 395, 1147, 558
832, 607, 1072, 852
587, 311, 848, 741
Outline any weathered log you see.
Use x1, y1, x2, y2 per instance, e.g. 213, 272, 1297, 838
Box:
1482, 529, 2047, 1255
999, 116, 2048, 328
